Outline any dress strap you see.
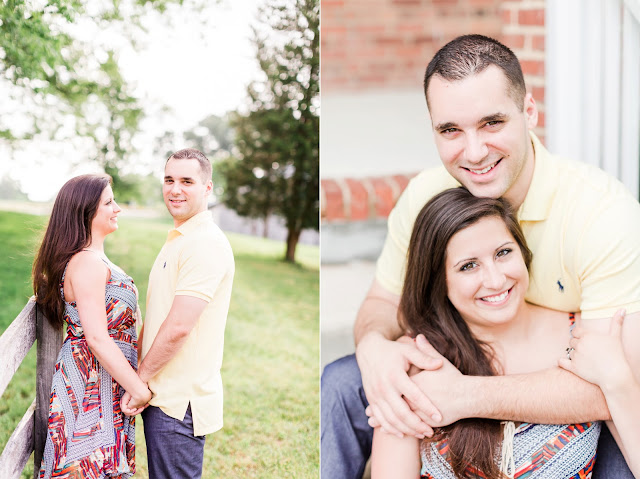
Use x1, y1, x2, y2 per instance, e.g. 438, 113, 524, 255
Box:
81, 249, 113, 278
59, 262, 70, 302
569, 312, 576, 336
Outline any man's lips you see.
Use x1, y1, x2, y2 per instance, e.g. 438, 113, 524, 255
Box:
464, 159, 502, 175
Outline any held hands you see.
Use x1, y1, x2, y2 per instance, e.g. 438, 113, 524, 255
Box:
121, 386, 152, 417
558, 309, 633, 392
356, 332, 443, 439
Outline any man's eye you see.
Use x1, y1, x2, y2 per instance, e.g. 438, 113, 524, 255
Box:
441, 128, 458, 134
486, 120, 502, 127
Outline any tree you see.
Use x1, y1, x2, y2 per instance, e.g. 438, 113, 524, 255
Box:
0, 0, 209, 199
220, 0, 319, 262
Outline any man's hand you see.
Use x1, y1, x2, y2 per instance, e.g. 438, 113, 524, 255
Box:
408, 335, 467, 426
365, 335, 468, 430
356, 331, 444, 438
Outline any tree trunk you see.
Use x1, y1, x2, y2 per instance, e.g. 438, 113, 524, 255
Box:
263, 214, 269, 238
285, 228, 301, 262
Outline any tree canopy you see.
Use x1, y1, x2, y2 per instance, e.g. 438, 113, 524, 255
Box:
0, 0, 208, 200
219, 0, 319, 262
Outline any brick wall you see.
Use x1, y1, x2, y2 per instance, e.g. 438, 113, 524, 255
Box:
321, 0, 547, 223
321, 0, 504, 92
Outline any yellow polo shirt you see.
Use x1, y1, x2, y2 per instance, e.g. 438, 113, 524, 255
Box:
142, 210, 235, 436
376, 133, 640, 319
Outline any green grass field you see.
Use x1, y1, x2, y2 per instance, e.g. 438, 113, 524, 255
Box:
0, 210, 319, 478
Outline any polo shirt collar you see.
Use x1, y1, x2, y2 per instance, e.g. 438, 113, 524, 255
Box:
516, 132, 557, 222
168, 210, 212, 239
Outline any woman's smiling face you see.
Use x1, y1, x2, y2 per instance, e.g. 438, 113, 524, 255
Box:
444, 215, 529, 337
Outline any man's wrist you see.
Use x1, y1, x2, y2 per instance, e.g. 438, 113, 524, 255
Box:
138, 364, 151, 384
455, 375, 484, 420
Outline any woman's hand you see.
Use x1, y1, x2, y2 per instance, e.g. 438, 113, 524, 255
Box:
558, 309, 633, 392
121, 388, 152, 416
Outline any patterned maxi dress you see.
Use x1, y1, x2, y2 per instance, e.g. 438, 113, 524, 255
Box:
39, 258, 139, 479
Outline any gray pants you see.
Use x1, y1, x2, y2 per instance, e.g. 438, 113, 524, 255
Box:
142, 404, 206, 479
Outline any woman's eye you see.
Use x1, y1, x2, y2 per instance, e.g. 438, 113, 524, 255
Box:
460, 262, 477, 271
496, 248, 512, 258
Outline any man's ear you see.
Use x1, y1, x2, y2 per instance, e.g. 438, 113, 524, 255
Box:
523, 92, 538, 129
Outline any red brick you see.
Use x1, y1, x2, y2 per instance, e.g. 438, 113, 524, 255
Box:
518, 8, 545, 26
469, 0, 499, 5
392, 174, 412, 194
520, 59, 544, 76
345, 178, 369, 220
537, 110, 545, 128
370, 178, 395, 217
321, 26, 348, 34
531, 86, 545, 102
375, 35, 405, 46
395, 46, 424, 58
354, 25, 387, 34
321, 179, 345, 221
531, 34, 545, 51
502, 33, 525, 49
500, 8, 513, 24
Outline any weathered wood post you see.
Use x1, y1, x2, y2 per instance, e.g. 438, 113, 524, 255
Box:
33, 304, 62, 478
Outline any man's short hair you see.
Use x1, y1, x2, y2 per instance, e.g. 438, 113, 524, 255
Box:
166, 148, 212, 183
424, 34, 526, 111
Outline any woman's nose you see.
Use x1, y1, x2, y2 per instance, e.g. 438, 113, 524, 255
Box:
483, 264, 506, 290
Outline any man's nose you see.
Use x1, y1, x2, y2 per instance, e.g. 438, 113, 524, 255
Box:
464, 133, 489, 165
170, 182, 182, 195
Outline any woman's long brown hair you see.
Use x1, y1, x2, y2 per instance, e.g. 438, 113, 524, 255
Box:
32, 174, 112, 328
399, 187, 532, 479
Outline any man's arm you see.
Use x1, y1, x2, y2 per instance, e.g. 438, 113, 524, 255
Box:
137, 295, 208, 383
405, 333, 612, 427
354, 280, 443, 438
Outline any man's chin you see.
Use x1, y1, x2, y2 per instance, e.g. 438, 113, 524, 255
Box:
464, 183, 506, 200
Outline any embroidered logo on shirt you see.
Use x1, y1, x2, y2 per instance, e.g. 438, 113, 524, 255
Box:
557, 279, 564, 293
163, 262, 166, 269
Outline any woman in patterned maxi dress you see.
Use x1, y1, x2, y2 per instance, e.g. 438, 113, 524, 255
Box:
33, 174, 152, 479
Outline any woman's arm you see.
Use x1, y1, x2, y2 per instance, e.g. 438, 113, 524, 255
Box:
371, 427, 421, 479
68, 253, 151, 410
559, 309, 640, 477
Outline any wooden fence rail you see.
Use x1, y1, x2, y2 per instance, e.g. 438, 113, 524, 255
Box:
0, 299, 62, 479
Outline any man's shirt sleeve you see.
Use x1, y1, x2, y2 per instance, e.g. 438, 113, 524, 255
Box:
175, 234, 232, 302
575, 193, 640, 319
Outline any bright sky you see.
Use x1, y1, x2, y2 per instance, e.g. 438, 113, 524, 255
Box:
0, 0, 264, 201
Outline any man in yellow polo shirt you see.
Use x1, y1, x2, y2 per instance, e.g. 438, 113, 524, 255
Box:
135, 148, 234, 478
321, 35, 640, 479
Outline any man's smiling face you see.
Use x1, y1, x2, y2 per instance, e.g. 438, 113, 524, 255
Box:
163, 158, 212, 227
427, 65, 537, 207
